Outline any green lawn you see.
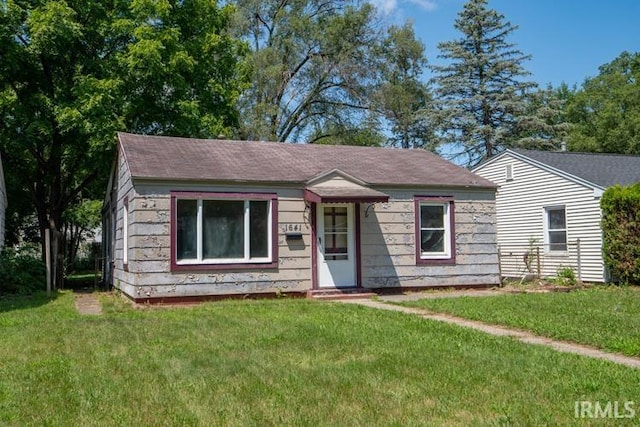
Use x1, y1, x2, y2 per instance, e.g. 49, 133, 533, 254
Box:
399, 286, 640, 357
1, 291, 639, 425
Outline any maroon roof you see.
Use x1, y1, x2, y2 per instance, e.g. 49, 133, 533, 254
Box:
118, 132, 496, 189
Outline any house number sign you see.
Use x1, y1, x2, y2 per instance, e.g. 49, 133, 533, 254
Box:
281, 224, 302, 233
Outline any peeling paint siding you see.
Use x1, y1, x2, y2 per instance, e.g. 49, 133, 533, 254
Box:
117, 182, 312, 298
360, 195, 500, 288
112, 163, 499, 298
112, 150, 136, 291
474, 154, 605, 282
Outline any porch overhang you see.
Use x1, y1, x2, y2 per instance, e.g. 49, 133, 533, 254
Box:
303, 187, 389, 204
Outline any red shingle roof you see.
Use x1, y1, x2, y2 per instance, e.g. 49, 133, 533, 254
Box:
118, 132, 496, 189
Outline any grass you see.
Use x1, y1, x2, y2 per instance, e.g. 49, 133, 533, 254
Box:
1, 291, 639, 425
63, 271, 101, 290
399, 285, 640, 357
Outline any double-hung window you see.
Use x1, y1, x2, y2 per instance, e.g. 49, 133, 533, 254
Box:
171, 192, 278, 270
123, 197, 129, 269
545, 206, 567, 252
415, 196, 455, 265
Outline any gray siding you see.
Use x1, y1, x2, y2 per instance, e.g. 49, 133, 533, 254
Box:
112, 150, 136, 292
361, 189, 500, 288
111, 166, 499, 299
122, 183, 312, 299
475, 154, 605, 282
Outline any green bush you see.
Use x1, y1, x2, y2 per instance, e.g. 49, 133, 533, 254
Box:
554, 266, 577, 286
601, 183, 640, 284
0, 246, 46, 295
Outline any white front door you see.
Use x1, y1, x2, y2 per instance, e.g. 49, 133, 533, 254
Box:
317, 204, 356, 288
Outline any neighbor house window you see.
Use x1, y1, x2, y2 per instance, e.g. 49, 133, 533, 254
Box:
505, 164, 514, 181
414, 196, 455, 265
171, 192, 278, 270
545, 206, 567, 252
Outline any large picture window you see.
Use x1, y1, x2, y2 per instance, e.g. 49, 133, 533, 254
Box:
414, 196, 455, 265
545, 206, 567, 252
171, 192, 277, 270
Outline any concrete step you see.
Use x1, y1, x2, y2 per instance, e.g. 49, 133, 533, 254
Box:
307, 288, 377, 300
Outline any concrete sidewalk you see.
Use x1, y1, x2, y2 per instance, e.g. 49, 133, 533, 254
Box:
339, 297, 640, 369
74, 291, 102, 315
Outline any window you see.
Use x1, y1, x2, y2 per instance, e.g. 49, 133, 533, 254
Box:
505, 164, 514, 181
414, 196, 455, 265
323, 206, 348, 261
545, 206, 567, 252
123, 197, 129, 268
171, 192, 278, 270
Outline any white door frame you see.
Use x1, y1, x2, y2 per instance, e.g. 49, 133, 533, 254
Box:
317, 203, 356, 288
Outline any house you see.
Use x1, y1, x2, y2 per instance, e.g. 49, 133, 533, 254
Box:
0, 154, 6, 252
103, 132, 500, 302
473, 148, 640, 282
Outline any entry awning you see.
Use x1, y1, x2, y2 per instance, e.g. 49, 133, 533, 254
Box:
303, 187, 389, 204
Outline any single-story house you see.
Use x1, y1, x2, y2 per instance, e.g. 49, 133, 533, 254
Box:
103, 132, 500, 302
0, 154, 6, 252
473, 148, 640, 282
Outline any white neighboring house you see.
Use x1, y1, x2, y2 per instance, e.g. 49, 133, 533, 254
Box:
473, 149, 640, 282
0, 154, 6, 252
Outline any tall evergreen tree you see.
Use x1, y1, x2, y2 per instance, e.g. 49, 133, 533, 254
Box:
428, 0, 538, 166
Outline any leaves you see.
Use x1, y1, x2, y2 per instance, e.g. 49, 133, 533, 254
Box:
0, 0, 247, 254
565, 51, 640, 155
233, 0, 428, 145
428, 0, 541, 167
601, 183, 640, 284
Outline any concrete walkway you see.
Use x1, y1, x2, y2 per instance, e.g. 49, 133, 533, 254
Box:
339, 298, 640, 369
74, 291, 102, 315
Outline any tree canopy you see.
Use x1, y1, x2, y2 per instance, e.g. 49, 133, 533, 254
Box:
232, 0, 429, 145
565, 51, 640, 155
428, 0, 542, 167
0, 0, 247, 249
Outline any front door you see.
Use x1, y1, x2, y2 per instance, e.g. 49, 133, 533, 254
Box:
317, 204, 356, 288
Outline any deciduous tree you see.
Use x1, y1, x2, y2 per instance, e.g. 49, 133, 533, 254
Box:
373, 23, 434, 149
0, 0, 246, 257
233, 0, 429, 145
565, 51, 640, 154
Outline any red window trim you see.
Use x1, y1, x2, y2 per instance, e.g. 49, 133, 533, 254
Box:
170, 191, 279, 271
414, 195, 456, 266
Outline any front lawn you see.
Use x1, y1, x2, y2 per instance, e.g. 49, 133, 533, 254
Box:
399, 286, 640, 357
1, 291, 639, 425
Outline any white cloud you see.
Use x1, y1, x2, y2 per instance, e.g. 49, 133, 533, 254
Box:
370, 0, 399, 15
369, 0, 437, 17
407, 0, 437, 12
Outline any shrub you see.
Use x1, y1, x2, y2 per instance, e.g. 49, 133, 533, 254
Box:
0, 246, 46, 295
554, 266, 577, 286
601, 183, 640, 284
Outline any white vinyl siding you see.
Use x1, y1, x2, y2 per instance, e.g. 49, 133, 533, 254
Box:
474, 154, 605, 282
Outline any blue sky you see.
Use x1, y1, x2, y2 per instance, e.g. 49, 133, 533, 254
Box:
373, 0, 640, 88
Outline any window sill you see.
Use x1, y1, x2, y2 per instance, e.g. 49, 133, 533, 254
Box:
416, 257, 456, 266
171, 261, 278, 272
545, 251, 570, 257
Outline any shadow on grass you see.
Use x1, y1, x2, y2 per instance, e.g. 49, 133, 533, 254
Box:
63, 272, 103, 292
0, 291, 59, 313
